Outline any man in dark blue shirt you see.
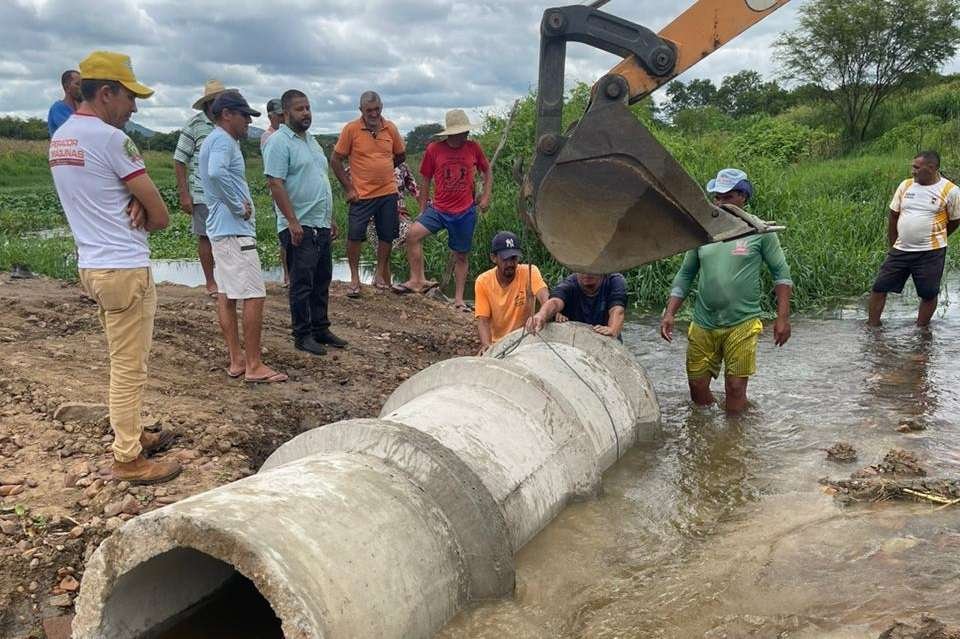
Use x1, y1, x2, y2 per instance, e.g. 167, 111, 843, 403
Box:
526, 272, 627, 339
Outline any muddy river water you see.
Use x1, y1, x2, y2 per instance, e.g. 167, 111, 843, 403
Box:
437, 286, 960, 638
153, 285, 960, 638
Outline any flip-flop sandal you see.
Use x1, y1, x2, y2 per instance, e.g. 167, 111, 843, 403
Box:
454, 303, 472, 313
244, 371, 289, 384
419, 282, 439, 294
207, 290, 219, 298
391, 284, 416, 295
225, 367, 245, 379
347, 286, 362, 298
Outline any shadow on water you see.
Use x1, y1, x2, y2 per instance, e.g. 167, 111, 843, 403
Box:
439, 280, 960, 638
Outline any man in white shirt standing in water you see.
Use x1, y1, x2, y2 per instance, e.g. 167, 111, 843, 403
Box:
869, 151, 960, 327
49, 51, 181, 485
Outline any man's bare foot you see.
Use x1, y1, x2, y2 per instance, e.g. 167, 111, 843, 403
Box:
244, 364, 288, 384
225, 365, 245, 379
393, 279, 438, 294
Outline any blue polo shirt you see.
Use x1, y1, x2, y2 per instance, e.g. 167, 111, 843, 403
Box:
262, 125, 333, 232
199, 126, 256, 239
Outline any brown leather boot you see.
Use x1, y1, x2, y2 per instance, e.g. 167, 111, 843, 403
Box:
139, 430, 176, 457
112, 454, 182, 485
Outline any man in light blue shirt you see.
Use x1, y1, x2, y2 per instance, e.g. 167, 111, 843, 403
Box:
199, 90, 287, 384
47, 70, 81, 136
264, 89, 346, 356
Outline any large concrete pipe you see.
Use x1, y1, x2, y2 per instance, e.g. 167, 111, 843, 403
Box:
72, 323, 660, 639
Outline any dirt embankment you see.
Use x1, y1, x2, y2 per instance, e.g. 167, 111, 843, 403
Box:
0, 274, 477, 638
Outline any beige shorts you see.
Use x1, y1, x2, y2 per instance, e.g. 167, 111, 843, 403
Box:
211, 235, 266, 300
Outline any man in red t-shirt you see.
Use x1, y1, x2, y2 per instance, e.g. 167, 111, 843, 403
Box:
394, 109, 492, 310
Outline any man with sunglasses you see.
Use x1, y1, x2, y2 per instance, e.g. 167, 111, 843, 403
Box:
659, 168, 793, 413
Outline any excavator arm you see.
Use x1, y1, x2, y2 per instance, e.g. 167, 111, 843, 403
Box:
522, 0, 791, 273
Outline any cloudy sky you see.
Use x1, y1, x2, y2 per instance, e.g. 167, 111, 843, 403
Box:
2, 0, 957, 135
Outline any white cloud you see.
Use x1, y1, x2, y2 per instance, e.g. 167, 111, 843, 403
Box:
3, 0, 958, 135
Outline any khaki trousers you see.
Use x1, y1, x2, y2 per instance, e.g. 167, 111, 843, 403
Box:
79, 267, 156, 462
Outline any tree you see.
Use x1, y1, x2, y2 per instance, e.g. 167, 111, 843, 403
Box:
0, 116, 48, 140
775, 0, 960, 141
716, 71, 792, 119
405, 123, 443, 155
663, 78, 718, 119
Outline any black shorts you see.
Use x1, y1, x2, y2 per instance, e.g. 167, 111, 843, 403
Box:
872, 247, 946, 300
348, 194, 399, 242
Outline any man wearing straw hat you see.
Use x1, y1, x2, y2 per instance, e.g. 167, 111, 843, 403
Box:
395, 109, 492, 311
174, 80, 229, 297
49, 51, 181, 484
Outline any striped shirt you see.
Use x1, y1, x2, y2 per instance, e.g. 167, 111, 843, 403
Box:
891, 177, 960, 252
173, 112, 214, 205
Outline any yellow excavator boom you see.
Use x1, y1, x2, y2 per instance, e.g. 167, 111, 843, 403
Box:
523, 0, 791, 273
613, 0, 791, 101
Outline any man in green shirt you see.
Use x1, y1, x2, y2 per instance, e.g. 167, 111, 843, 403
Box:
660, 168, 793, 413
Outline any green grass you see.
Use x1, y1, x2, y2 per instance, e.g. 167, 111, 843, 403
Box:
4, 80, 960, 316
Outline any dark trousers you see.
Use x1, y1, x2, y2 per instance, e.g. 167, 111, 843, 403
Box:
279, 226, 332, 339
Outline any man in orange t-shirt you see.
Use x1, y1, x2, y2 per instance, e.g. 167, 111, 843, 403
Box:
474, 231, 549, 355
330, 91, 406, 297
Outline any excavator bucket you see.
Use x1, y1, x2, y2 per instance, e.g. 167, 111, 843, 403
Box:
523, 3, 785, 273
525, 76, 776, 273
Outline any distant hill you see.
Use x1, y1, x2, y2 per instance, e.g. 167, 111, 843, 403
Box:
125, 121, 156, 138
127, 120, 264, 142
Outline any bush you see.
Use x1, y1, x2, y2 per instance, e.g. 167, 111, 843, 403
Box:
672, 106, 736, 136
733, 117, 823, 165
870, 114, 945, 154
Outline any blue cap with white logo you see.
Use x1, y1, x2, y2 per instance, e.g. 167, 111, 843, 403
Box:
491, 231, 521, 259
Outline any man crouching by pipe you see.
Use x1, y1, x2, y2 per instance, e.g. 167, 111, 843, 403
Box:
525, 272, 627, 341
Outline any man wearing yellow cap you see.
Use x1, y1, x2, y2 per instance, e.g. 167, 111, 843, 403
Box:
48, 51, 182, 485
173, 80, 230, 297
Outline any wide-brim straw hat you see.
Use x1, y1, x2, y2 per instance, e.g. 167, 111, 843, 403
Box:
436, 108, 472, 136
193, 79, 230, 110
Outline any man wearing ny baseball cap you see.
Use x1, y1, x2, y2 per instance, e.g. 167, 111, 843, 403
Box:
49, 51, 181, 484
474, 231, 549, 354
659, 168, 793, 413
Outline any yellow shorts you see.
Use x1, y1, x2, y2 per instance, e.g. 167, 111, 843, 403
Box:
686, 318, 762, 380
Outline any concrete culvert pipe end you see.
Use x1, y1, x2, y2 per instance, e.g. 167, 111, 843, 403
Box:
73, 322, 659, 639
73, 454, 468, 639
